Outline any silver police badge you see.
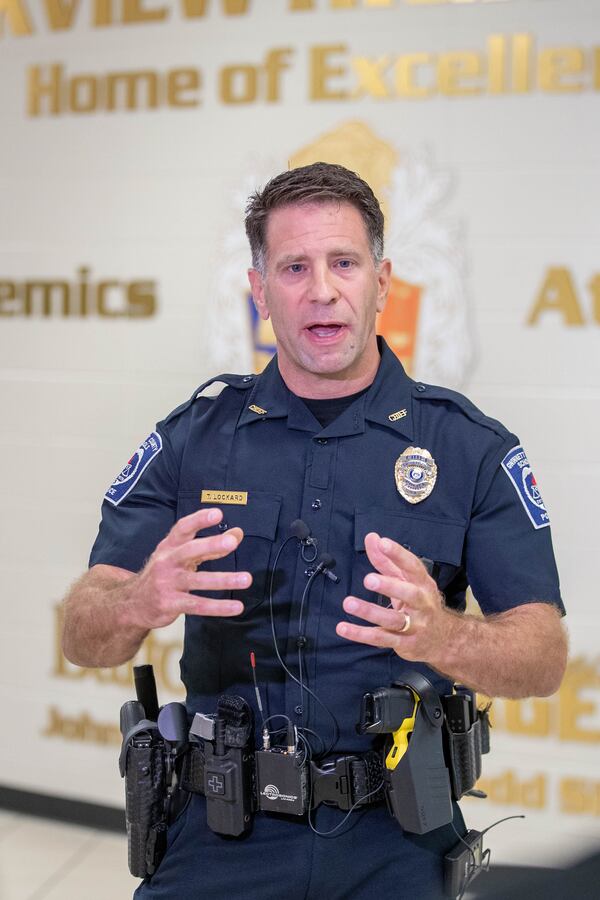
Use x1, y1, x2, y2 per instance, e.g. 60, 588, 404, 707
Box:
395, 447, 438, 504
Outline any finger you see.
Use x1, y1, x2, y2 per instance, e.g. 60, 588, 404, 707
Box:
364, 533, 406, 579
173, 528, 244, 567
365, 533, 432, 587
162, 507, 223, 549
335, 620, 399, 649
180, 569, 252, 593
343, 595, 412, 630
171, 593, 244, 617
362, 573, 420, 609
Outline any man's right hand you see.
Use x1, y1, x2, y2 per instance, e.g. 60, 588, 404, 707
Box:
61, 507, 250, 667
126, 507, 249, 630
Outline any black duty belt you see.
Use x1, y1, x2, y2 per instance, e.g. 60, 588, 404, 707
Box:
180, 744, 384, 813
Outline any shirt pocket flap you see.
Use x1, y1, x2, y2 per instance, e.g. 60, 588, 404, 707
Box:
354, 508, 466, 567
198, 490, 282, 540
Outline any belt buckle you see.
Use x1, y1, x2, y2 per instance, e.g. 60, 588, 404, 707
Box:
310, 755, 359, 812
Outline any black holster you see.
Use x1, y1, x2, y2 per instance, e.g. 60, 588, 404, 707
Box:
119, 720, 168, 878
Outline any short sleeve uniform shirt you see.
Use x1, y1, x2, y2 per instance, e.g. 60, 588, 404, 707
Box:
90, 339, 563, 751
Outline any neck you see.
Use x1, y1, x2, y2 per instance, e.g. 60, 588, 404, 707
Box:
278, 354, 380, 399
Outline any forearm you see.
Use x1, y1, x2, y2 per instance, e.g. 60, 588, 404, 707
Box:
429, 603, 568, 699
62, 566, 149, 669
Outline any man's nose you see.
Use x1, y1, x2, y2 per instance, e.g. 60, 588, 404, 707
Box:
309, 264, 340, 304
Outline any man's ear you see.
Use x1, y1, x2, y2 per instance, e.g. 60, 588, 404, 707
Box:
248, 268, 269, 321
376, 258, 392, 314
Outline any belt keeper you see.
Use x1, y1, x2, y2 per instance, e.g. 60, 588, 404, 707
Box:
180, 743, 206, 795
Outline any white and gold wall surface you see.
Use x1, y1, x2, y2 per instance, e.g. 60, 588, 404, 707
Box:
1, 0, 599, 868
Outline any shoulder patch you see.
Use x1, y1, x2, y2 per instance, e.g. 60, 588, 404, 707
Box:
105, 432, 163, 507
501, 445, 550, 529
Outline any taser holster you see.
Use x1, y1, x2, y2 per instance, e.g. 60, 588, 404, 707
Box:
359, 671, 453, 833
358, 671, 490, 834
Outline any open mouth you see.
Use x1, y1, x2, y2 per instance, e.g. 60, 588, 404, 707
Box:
306, 323, 345, 340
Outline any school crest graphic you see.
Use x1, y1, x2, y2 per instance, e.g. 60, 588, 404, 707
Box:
208, 121, 474, 389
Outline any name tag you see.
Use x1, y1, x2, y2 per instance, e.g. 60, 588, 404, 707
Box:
201, 490, 248, 505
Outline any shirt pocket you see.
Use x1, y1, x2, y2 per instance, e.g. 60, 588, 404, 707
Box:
351, 507, 466, 607
178, 489, 283, 613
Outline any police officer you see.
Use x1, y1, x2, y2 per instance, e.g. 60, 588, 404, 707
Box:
62, 163, 567, 899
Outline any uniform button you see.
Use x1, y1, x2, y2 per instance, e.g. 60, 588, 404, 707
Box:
416, 384, 426, 392
305, 567, 316, 578
316, 438, 328, 445
294, 705, 303, 715
296, 636, 307, 649
242, 375, 253, 383
218, 522, 229, 531
311, 499, 322, 510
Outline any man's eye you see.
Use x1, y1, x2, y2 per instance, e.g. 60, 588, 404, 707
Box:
288, 263, 304, 273
337, 259, 354, 269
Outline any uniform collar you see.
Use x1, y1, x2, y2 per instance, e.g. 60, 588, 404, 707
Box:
237, 337, 415, 440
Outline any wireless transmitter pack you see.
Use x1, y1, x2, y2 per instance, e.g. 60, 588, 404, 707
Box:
255, 736, 308, 815
444, 829, 485, 899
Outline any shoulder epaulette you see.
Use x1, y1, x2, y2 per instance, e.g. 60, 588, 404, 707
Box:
163, 373, 256, 425
411, 381, 509, 439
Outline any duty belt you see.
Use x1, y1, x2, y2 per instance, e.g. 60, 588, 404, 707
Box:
180, 744, 385, 812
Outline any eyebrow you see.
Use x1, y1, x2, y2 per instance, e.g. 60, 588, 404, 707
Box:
275, 248, 363, 266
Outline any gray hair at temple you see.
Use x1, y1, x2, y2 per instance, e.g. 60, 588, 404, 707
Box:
244, 161, 385, 276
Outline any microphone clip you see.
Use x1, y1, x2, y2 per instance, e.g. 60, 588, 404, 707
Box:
301, 538, 318, 564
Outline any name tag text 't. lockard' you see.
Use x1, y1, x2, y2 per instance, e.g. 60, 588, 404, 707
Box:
201, 490, 248, 505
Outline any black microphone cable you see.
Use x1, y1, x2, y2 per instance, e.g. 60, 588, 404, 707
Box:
297, 554, 338, 740
267, 527, 340, 756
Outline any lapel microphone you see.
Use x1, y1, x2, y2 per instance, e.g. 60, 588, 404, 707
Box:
314, 553, 340, 584
290, 518, 318, 563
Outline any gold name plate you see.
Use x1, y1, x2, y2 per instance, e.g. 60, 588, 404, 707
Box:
201, 490, 248, 505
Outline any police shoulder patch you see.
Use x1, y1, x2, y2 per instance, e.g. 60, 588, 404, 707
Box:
501, 444, 550, 529
105, 432, 163, 507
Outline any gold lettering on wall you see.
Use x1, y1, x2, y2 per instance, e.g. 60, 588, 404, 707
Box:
394, 53, 433, 97
539, 47, 585, 93
123, 0, 168, 24
468, 770, 600, 816
0, 0, 33, 35
42, 706, 123, 745
476, 770, 547, 809
559, 659, 600, 743
0, 267, 158, 317
1, 2, 598, 41
310, 44, 350, 100
487, 657, 600, 744
560, 779, 600, 816
527, 267, 588, 326
28, 64, 202, 116
13, 34, 600, 117
504, 697, 551, 737
219, 47, 294, 104
437, 51, 483, 95
308, 37, 600, 105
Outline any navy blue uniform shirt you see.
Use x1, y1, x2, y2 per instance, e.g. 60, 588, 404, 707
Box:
90, 338, 563, 753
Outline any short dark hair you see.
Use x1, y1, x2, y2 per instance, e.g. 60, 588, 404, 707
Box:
245, 161, 385, 274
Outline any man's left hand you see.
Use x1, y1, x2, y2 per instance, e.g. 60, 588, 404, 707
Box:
336, 531, 453, 665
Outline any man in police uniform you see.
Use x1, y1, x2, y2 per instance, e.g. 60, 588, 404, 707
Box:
62, 163, 567, 899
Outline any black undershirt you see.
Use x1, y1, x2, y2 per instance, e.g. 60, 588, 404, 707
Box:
301, 386, 370, 428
